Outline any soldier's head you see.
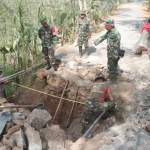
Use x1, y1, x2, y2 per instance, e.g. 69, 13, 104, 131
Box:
80, 9, 86, 19
95, 74, 107, 82
40, 18, 47, 27
105, 19, 115, 31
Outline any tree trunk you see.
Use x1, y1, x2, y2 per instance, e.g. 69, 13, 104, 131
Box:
78, 0, 82, 10
83, 0, 87, 10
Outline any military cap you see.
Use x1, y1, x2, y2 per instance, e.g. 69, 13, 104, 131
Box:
40, 18, 47, 23
80, 9, 86, 15
105, 19, 115, 27
95, 74, 107, 82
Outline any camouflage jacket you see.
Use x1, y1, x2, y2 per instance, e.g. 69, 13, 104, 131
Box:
87, 82, 109, 102
75, 17, 92, 37
38, 25, 53, 47
94, 28, 121, 59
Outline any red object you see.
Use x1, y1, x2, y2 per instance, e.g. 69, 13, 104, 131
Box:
100, 88, 108, 103
52, 27, 57, 36
141, 23, 150, 33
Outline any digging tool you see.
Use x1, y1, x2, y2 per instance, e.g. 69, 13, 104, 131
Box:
0, 104, 44, 109
83, 103, 115, 138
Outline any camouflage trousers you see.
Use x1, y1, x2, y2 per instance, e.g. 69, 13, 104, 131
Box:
42, 46, 56, 64
78, 36, 89, 47
108, 58, 119, 81
83, 100, 115, 125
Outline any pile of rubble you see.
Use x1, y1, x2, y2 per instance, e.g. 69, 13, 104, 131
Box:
0, 97, 70, 150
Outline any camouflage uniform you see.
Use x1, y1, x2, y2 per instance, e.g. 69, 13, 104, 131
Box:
94, 19, 121, 81
75, 10, 92, 57
82, 82, 115, 134
38, 20, 56, 69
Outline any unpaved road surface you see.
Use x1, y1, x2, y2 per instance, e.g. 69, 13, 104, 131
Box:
56, 2, 146, 68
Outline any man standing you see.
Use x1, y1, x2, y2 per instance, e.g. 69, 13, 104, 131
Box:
38, 19, 57, 71
0, 70, 6, 98
75, 10, 92, 57
81, 75, 115, 134
94, 19, 121, 81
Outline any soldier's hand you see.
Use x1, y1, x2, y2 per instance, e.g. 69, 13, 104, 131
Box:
89, 41, 94, 46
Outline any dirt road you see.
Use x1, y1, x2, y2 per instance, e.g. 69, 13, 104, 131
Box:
56, 2, 147, 68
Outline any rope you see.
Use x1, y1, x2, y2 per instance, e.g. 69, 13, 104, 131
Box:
12, 82, 85, 105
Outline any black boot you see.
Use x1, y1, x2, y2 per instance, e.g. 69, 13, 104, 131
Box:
46, 60, 51, 70
85, 47, 89, 57
53, 64, 58, 71
79, 46, 82, 58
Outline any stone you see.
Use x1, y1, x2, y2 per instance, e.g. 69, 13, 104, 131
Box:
21, 110, 31, 117
13, 119, 24, 126
121, 140, 136, 150
26, 109, 52, 130
86, 72, 96, 81
0, 146, 11, 150
7, 125, 21, 134
0, 97, 7, 105
12, 147, 23, 150
136, 132, 150, 150
10, 129, 26, 148
13, 112, 25, 120
25, 126, 42, 150
99, 143, 123, 150
3, 138, 16, 148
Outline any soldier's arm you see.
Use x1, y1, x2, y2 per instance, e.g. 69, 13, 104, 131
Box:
108, 87, 114, 101
111, 33, 121, 59
94, 32, 109, 46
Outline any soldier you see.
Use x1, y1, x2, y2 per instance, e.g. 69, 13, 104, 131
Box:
94, 19, 121, 81
81, 74, 115, 134
0, 70, 6, 98
38, 18, 57, 71
75, 9, 92, 57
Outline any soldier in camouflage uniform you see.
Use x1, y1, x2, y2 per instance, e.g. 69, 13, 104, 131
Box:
75, 10, 92, 57
81, 75, 116, 134
94, 19, 121, 81
38, 19, 57, 71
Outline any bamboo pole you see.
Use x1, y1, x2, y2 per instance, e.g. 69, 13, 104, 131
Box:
52, 80, 69, 124
66, 86, 79, 127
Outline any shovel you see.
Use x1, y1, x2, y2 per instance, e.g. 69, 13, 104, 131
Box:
0, 104, 44, 109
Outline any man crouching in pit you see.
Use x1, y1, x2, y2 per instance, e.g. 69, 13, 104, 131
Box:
81, 75, 123, 134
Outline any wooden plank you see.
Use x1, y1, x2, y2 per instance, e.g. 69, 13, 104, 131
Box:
66, 86, 79, 127
52, 80, 69, 124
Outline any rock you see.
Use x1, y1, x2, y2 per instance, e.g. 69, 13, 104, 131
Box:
86, 72, 96, 81
136, 132, 150, 150
21, 110, 31, 117
25, 126, 42, 150
13, 119, 24, 126
70, 138, 86, 150
121, 140, 136, 150
99, 143, 123, 150
7, 125, 21, 134
12, 147, 23, 150
0, 97, 7, 105
0, 146, 11, 150
25, 109, 52, 130
42, 125, 66, 150
13, 112, 25, 120
3, 138, 16, 148
36, 69, 48, 80
10, 129, 26, 148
